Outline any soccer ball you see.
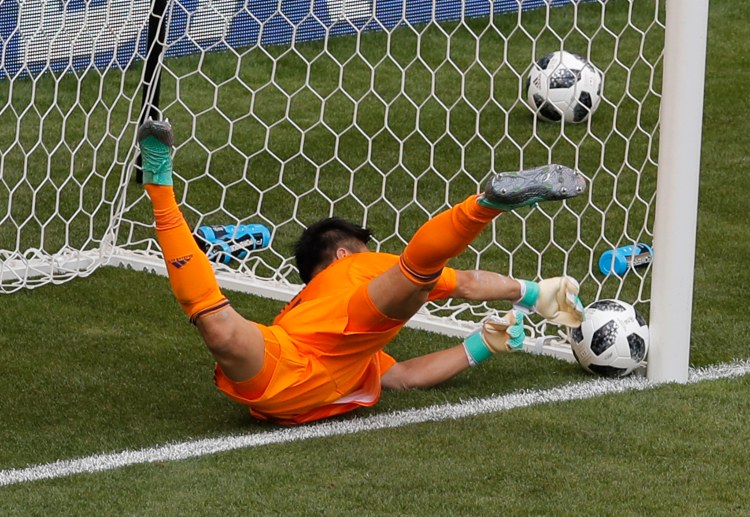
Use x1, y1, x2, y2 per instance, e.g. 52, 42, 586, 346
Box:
526, 50, 603, 123
567, 299, 649, 377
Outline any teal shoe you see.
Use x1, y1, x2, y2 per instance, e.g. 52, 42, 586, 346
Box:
478, 164, 586, 211
137, 119, 174, 186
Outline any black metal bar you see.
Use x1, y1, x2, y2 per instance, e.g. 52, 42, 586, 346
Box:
135, 0, 169, 184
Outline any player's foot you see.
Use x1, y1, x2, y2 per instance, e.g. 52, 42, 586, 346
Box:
137, 119, 174, 186
478, 164, 586, 211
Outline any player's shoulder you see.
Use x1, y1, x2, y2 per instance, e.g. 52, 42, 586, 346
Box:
350, 250, 398, 264
318, 251, 398, 283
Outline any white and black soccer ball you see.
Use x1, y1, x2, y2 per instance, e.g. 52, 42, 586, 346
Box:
567, 299, 649, 377
526, 50, 603, 123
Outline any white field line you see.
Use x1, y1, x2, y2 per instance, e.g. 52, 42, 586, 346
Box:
2, 360, 749, 487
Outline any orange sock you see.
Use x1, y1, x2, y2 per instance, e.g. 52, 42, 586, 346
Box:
145, 184, 229, 322
400, 194, 501, 283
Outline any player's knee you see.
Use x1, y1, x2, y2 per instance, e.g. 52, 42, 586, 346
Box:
199, 316, 266, 381
196, 309, 263, 363
201, 322, 238, 357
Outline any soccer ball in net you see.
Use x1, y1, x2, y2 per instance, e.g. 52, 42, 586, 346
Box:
567, 299, 649, 377
526, 50, 603, 123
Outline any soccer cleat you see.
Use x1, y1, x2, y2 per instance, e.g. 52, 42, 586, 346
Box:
478, 164, 586, 211
137, 119, 175, 186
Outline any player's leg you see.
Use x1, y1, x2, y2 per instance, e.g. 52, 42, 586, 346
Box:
366, 194, 499, 320
139, 120, 264, 381
368, 164, 585, 320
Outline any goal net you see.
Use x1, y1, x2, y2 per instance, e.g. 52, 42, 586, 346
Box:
0, 0, 701, 370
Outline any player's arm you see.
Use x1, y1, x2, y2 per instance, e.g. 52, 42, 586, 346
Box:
382, 311, 525, 390
381, 345, 472, 390
451, 270, 584, 327
450, 270, 522, 301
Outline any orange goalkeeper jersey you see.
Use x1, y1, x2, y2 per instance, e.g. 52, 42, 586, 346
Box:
214, 251, 457, 425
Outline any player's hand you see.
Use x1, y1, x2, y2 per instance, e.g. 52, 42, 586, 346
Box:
481, 310, 526, 352
534, 276, 584, 327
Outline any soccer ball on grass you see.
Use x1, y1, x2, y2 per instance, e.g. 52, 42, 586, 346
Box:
567, 299, 649, 377
526, 50, 603, 123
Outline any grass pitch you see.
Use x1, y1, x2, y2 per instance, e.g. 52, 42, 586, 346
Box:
1, 0, 749, 515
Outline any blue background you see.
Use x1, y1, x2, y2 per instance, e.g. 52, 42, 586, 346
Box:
0, 0, 574, 79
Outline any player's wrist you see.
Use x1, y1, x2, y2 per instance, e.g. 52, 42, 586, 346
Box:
462, 332, 493, 366
513, 279, 539, 312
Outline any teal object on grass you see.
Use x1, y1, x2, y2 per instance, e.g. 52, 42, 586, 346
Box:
599, 243, 653, 276
195, 224, 271, 264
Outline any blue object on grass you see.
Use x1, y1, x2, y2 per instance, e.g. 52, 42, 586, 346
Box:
598, 243, 653, 276
195, 224, 271, 264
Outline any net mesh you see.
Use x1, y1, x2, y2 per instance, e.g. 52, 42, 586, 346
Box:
0, 0, 664, 343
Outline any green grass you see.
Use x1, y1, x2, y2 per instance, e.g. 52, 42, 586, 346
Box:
2, 380, 750, 516
0, 268, 749, 515
1, 0, 750, 514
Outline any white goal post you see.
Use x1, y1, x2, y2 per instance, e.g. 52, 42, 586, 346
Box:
647, 0, 708, 383
0, 0, 708, 381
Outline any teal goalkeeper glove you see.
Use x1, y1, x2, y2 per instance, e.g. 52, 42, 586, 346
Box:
514, 276, 584, 328
482, 311, 526, 352
463, 311, 526, 366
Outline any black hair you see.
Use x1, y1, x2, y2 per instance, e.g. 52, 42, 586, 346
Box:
294, 217, 373, 284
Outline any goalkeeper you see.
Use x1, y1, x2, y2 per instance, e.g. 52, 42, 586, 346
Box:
138, 119, 585, 425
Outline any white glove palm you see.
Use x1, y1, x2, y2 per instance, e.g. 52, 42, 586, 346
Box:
481, 311, 526, 352
515, 276, 584, 328
536, 277, 583, 327
463, 311, 526, 366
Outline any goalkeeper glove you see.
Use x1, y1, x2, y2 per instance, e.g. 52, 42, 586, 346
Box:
514, 276, 584, 328
463, 311, 526, 366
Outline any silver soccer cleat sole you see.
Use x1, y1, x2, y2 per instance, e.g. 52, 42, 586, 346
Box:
480, 164, 587, 209
137, 119, 174, 147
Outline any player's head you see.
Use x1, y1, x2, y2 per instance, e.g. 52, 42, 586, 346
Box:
295, 217, 373, 283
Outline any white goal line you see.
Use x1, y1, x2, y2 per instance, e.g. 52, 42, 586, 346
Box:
2, 359, 748, 488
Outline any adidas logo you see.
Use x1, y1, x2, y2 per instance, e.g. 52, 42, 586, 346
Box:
169, 255, 193, 269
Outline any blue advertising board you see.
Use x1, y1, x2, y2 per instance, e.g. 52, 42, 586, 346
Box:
0, 0, 573, 79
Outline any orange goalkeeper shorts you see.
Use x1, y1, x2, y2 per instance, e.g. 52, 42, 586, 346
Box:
214, 323, 399, 425
213, 252, 457, 425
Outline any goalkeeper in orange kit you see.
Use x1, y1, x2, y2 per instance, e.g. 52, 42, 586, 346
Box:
138, 119, 585, 425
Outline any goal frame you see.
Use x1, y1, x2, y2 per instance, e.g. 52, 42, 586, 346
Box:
130, 0, 712, 377
646, 0, 709, 383
0, 0, 710, 380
